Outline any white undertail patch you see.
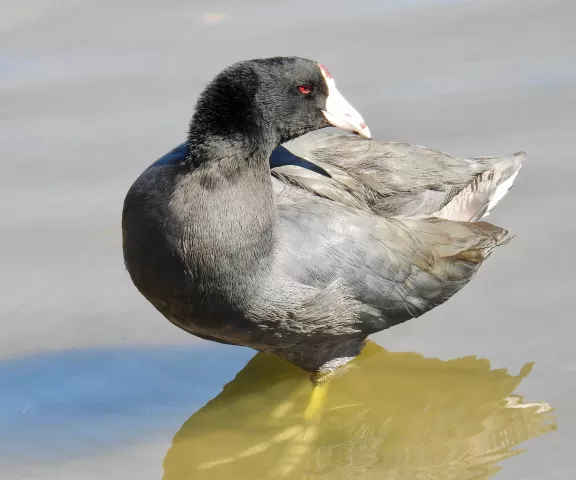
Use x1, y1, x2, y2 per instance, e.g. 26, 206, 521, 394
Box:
433, 153, 524, 222
483, 170, 520, 217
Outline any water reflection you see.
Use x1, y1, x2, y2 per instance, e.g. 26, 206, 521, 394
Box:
164, 341, 556, 480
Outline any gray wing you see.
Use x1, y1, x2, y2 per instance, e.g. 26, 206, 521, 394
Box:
275, 196, 513, 334
273, 131, 525, 220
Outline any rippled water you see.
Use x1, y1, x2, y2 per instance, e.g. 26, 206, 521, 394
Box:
1, 0, 575, 479
0, 342, 556, 479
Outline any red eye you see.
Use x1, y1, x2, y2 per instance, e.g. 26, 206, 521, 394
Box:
298, 84, 312, 95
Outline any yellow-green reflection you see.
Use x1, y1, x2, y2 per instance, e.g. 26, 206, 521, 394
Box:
163, 342, 556, 480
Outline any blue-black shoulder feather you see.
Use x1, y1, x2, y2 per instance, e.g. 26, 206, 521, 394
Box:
268, 145, 331, 178
148, 143, 189, 169
149, 143, 331, 178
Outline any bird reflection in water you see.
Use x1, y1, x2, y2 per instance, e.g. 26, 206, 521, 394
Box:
163, 341, 556, 480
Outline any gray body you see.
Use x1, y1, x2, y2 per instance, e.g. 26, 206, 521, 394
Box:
123, 132, 518, 371
273, 131, 524, 221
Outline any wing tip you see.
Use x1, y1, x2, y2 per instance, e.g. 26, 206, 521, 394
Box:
475, 221, 516, 246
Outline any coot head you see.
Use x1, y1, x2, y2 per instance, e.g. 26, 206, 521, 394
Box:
190, 57, 370, 149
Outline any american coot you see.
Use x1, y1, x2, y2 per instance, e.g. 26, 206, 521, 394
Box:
122, 57, 518, 378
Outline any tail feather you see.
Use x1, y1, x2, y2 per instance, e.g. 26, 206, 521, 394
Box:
434, 152, 525, 222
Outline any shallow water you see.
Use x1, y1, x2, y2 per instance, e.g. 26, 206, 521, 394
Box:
0, 343, 556, 479
1, 0, 575, 478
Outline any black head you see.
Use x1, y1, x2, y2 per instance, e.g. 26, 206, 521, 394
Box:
189, 57, 370, 152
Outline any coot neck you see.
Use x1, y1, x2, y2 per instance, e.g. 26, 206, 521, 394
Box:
185, 123, 278, 176
178, 101, 279, 310
184, 74, 280, 174
183, 98, 280, 212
